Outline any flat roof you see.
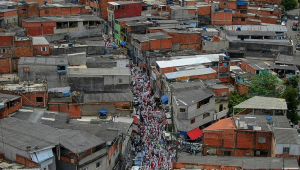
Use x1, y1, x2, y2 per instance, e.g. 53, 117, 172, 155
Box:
132, 32, 172, 42
165, 68, 216, 80
0, 83, 47, 92
22, 15, 104, 23
83, 92, 133, 103
108, 1, 140, 5
273, 128, 300, 144
204, 118, 236, 131
19, 57, 68, 66
156, 20, 179, 24
32, 37, 49, 45
224, 25, 287, 32
0, 93, 21, 104
177, 156, 299, 169
233, 96, 287, 110
156, 54, 225, 68
163, 28, 200, 34
173, 88, 214, 106
115, 16, 147, 22
0, 9, 17, 13
68, 67, 130, 77
222, 30, 276, 36
271, 64, 299, 70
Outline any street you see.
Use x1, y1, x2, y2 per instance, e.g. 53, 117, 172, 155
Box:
286, 9, 300, 53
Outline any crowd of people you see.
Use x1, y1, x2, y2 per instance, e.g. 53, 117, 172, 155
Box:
129, 66, 176, 170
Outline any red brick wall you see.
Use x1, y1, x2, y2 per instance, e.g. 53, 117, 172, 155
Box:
211, 11, 232, 25
18, 4, 39, 26
198, 5, 211, 15
0, 58, 10, 73
213, 88, 229, 97
113, 3, 143, 19
236, 83, 249, 94
14, 40, 34, 57
0, 10, 18, 17
0, 99, 22, 118
22, 21, 56, 36
22, 93, 47, 106
240, 61, 256, 74
16, 155, 38, 167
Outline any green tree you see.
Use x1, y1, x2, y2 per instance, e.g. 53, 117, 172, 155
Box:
228, 91, 249, 116
281, 0, 298, 11
281, 86, 299, 124
284, 76, 299, 88
248, 71, 279, 97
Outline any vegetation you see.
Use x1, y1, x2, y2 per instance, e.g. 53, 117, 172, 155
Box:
281, 0, 298, 11
248, 71, 279, 97
228, 91, 249, 115
281, 86, 299, 124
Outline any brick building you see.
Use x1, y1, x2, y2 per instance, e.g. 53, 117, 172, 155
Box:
39, 3, 92, 17
0, 32, 34, 73
0, 93, 21, 118
32, 37, 50, 55
17, 2, 39, 26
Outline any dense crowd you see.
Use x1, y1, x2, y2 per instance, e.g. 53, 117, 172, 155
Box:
130, 66, 176, 170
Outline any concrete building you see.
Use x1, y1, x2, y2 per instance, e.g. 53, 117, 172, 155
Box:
18, 57, 68, 88
170, 81, 216, 140
0, 93, 21, 118
50, 41, 105, 55
21, 16, 104, 38
169, 6, 198, 21
202, 36, 229, 53
0, 9, 18, 28
67, 67, 130, 93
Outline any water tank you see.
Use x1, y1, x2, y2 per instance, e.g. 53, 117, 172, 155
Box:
62, 90, 71, 97
152, 20, 157, 23
266, 116, 273, 124
99, 110, 107, 119
68, 43, 73, 47
224, 56, 230, 60
202, 27, 207, 30
236, 27, 241, 31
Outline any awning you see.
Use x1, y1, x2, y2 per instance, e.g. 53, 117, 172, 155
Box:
133, 116, 140, 125
161, 94, 168, 104
187, 128, 203, 140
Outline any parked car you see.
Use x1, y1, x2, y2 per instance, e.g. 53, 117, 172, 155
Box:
281, 21, 286, 26
292, 25, 298, 31
296, 44, 300, 50
293, 21, 298, 26
295, 15, 299, 20
282, 16, 288, 22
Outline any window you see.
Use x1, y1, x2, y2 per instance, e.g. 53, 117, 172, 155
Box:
122, 5, 125, 9
41, 47, 47, 51
22, 8, 27, 13
221, 91, 227, 96
190, 118, 195, 124
283, 147, 290, 154
241, 18, 245, 21
223, 151, 231, 156
119, 79, 122, 83
258, 137, 266, 143
219, 104, 223, 112
36, 97, 43, 103
203, 113, 210, 119
23, 67, 30, 72
1, 48, 7, 53
109, 159, 111, 165
96, 161, 102, 168
69, 22, 78, 28
180, 108, 185, 112
45, 10, 49, 14
223, 2, 227, 5
197, 97, 210, 109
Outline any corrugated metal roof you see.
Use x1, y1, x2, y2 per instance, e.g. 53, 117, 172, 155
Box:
233, 96, 287, 110
173, 88, 214, 106
83, 92, 133, 103
165, 68, 216, 79
32, 37, 49, 45
19, 57, 68, 66
224, 25, 287, 32
273, 128, 300, 144
68, 67, 130, 77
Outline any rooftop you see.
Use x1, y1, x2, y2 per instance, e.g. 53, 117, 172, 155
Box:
235, 115, 291, 131
156, 54, 225, 68
233, 96, 287, 110
163, 28, 201, 34
273, 128, 300, 144
115, 16, 147, 22
170, 80, 206, 92
19, 57, 68, 66
68, 67, 130, 77
165, 68, 216, 80
245, 51, 279, 60
177, 156, 299, 169
204, 118, 236, 131
271, 64, 299, 71
242, 58, 272, 70
22, 15, 104, 23
108, 1, 141, 5
223, 25, 287, 32
156, 20, 180, 24
0, 93, 20, 104
32, 37, 49, 45
0, 9, 17, 13
0, 83, 47, 92
222, 30, 277, 36
83, 92, 133, 103
173, 88, 214, 106
132, 32, 172, 42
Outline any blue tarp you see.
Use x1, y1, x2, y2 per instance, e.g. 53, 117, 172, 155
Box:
178, 130, 187, 139
62, 90, 71, 97
161, 95, 168, 104
120, 41, 126, 46
0, 105, 4, 109
99, 109, 107, 117
30, 149, 54, 163
237, 1, 245, 5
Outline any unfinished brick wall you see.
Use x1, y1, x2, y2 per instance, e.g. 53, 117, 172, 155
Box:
211, 11, 232, 25
22, 21, 56, 36
16, 155, 38, 167
14, 40, 34, 57
198, 5, 211, 15
0, 10, 18, 17
33, 44, 50, 55
0, 58, 10, 73
213, 88, 229, 97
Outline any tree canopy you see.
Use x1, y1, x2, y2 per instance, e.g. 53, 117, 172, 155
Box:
248, 71, 279, 97
284, 76, 299, 88
228, 91, 249, 115
281, 0, 298, 11
281, 86, 299, 124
